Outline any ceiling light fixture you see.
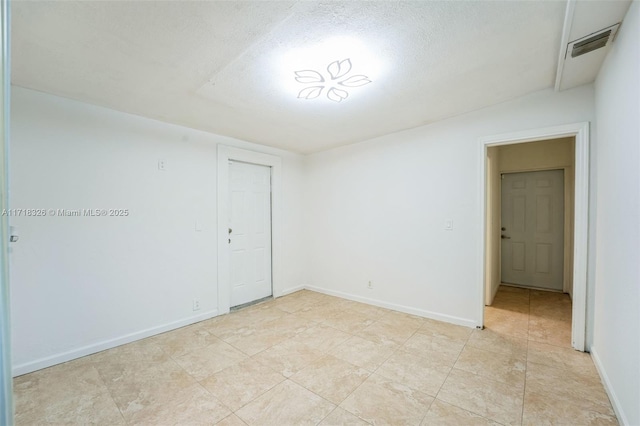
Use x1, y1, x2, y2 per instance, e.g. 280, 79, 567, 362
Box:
295, 58, 372, 102
276, 36, 384, 103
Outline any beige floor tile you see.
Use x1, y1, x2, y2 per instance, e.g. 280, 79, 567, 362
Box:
378, 310, 426, 329
291, 323, 352, 352
527, 340, 598, 377
340, 300, 387, 318
417, 318, 473, 343
200, 358, 286, 411
329, 335, 399, 371
231, 302, 291, 324
216, 414, 249, 426
492, 289, 530, 308
147, 323, 219, 358
320, 407, 371, 425
528, 316, 572, 347
236, 380, 335, 426
13, 287, 619, 426
340, 374, 434, 426
291, 355, 370, 404
96, 357, 199, 421
529, 294, 572, 321
207, 314, 264, 341
422, 400, 501, 426
89, 337, 168, 365
401, 332, 465, 367
525, 361, 613, 411
496, 284, 531, 300
489, 298, 530, 315
323, 310, 377, 334
262, 312, 318, 335
173, 339, 248, 381
252, 338, 324, 377
92, 342, 197, 403
438, 368, 524, 425
454, 345, 526, 387
466, 328, 528, 358
484, 308, 530, 339
14, 363, 124, 425
529, 302, 572, 320
523, 389, 618, 425
294, 302, 348, 323
376, 350, 451, 396
357, 319, 419, 345
529, 289, 568, 302
128, 383, 231, 425
222, 325, 295, 356
272, 293, 322, 313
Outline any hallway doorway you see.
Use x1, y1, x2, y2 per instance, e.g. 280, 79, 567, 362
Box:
479, 122, 590, 351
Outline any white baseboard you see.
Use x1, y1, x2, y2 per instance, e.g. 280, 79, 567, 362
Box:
305, 285, 477, 328
278, 285, 306, 297
590, 346, 629, 425
12, 309, 219, 377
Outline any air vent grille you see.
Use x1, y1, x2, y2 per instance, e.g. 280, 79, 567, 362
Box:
571, 30, 612, 57
567, 23, 620, 59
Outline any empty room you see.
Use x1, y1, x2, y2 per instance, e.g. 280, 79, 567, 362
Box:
0, 0, 638, 425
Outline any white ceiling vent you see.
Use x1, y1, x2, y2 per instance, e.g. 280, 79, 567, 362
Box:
554, 0, 631, 92
567, 24, 620, 59
556, 21, 623, 91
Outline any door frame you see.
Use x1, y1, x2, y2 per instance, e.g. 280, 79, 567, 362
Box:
0, 0, 11, 421
217, 145, 282, 315
478, 122, 590, 351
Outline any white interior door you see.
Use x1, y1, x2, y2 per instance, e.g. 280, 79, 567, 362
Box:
501, 170, 564, 290
228, 161, 272, 307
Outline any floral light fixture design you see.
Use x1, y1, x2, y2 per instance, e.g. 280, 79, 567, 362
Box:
294, 59, 372, 103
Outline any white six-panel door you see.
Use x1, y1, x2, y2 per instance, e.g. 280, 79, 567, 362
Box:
229, 161, 272, 307
501, 170, 564, 290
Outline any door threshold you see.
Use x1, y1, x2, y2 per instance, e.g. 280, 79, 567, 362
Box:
231, 295, 273, 312
501, 283, 564, 293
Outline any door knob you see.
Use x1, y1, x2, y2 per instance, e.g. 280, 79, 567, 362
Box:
501, 235, 511, 239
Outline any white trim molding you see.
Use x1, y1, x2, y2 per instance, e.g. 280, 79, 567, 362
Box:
590, 347, 629, 425
217, 145, 283, 315
478, 122, 590, 351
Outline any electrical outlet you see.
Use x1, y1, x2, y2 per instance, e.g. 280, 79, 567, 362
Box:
192, 298, 200, 311
368, 281, 373, 289
158, 159, 166, 171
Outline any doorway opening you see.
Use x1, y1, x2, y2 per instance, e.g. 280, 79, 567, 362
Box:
486, 139, 575, 347
478, 123, 590, 351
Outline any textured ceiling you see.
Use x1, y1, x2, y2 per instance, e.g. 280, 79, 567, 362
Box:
12, 1, 569, 154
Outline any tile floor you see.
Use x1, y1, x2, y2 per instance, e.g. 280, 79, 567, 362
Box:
13, 286, 617, 425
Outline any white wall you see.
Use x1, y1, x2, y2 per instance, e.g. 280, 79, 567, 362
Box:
591, 2, 640, 425
305, 85, 596, 328
9, 87, 306, 375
